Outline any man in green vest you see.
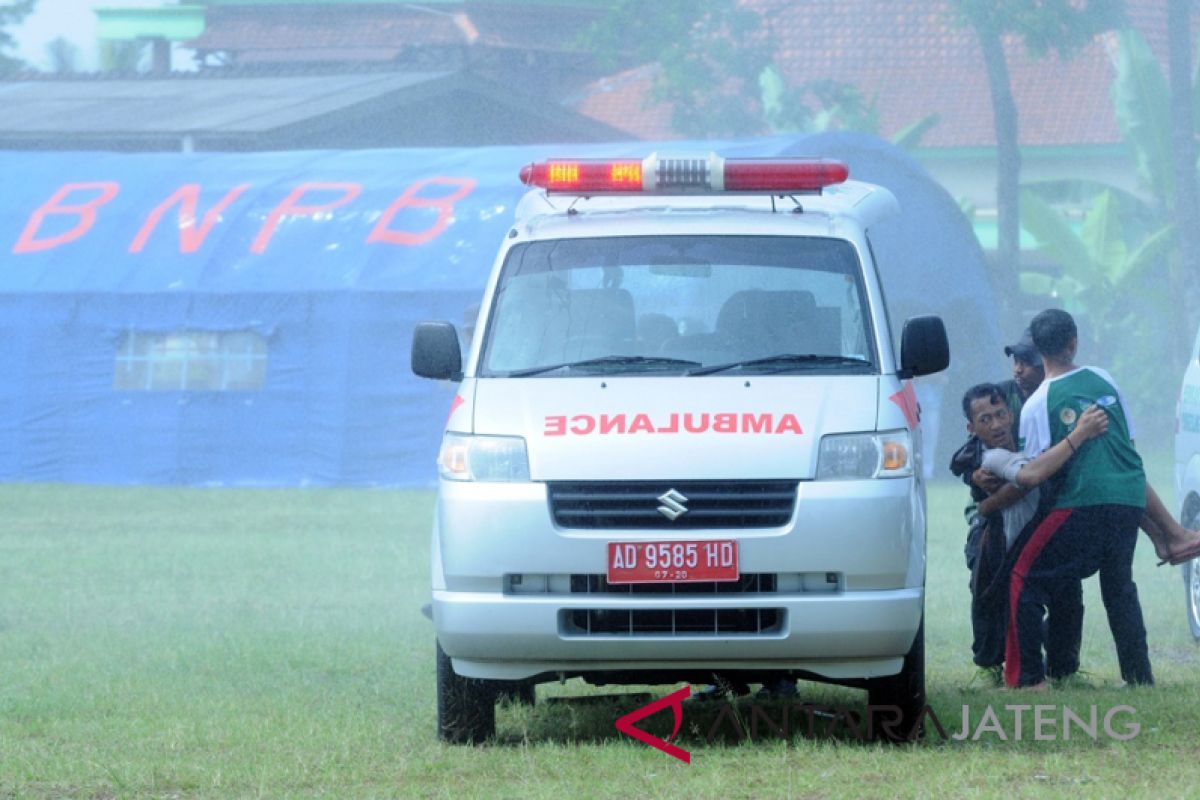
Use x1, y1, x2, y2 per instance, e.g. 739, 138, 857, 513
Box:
1005, 308, 1151, 688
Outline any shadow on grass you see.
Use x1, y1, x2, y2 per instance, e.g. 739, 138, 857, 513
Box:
484, 680, 1169, 751
491, 688, 905, 747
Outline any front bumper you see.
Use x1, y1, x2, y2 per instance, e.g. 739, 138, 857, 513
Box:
435, 585, 923, 680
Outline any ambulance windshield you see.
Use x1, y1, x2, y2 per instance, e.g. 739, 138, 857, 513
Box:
480, 235, 877, 377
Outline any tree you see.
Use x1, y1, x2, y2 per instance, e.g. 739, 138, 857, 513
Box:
46, 36, 78, 74
581, 0, 771, 138
1105, 26, 1197, 363
1018, 28, 1197, 427
0, 0, 34, 75
583, 1, 937, 146
101, 40, 146, 73
949, 0, 1123, 327
1167, 0, 1199, 357
759, 68, 883, 135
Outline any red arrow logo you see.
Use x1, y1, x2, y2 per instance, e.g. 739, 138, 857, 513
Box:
890, 381, 921, 430
614, 685, 691, 763
445, 394, 464, 427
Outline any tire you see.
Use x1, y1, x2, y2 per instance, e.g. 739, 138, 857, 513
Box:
1182, 502, 1200, 642
436, 641, 496, 743
866, 615, 926, 743
1185, 558, 1200, 641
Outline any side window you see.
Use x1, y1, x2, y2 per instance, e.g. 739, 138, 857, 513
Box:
114, 330, 268, 391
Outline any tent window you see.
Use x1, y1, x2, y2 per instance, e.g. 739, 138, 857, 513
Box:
114, 330, 267, 391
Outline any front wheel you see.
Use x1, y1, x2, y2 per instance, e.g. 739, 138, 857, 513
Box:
865, 615, 925, 742
1182, 502, 1200, 642
436, 641, 497, 743
1185, 558, 1200, 641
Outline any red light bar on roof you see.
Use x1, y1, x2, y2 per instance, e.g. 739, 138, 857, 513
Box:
518, 153, 848, 194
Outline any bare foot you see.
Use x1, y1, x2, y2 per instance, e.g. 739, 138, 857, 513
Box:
1161, 528, 1200, 565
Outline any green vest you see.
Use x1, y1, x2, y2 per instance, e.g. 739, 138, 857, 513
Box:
1042, 368, 1145, 509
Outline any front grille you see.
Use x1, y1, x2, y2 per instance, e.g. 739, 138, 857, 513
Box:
569, 573, 777, 595
548, 480, 797, 529
563, 608, 784, 636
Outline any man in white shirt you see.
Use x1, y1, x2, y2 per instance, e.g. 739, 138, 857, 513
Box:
1006, 309, 1151, 688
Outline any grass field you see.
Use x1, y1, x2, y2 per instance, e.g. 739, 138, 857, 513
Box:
3, 464, 1200, 799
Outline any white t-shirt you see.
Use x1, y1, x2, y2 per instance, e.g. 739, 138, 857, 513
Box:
980, 447, 1041, 550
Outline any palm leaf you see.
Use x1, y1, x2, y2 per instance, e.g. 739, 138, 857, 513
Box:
1018, 188, 1095, 275
891, 114, 941, 150
1018, 271, 1057, 296
1022, 178, 1156, 212
1080, 190, 1127, 277
1113, 223, 1175, 288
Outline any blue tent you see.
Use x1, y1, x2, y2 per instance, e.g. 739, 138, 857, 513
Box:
0, 134, 999, 485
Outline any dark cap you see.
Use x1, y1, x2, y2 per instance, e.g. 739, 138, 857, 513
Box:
1004, 329, 1043, 366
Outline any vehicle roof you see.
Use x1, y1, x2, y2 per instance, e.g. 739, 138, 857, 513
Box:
511, 179, 899, 239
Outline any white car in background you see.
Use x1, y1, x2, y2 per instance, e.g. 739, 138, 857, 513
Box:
1177, 323, 1200, 639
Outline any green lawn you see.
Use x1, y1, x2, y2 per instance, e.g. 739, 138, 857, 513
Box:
2, 471, 1200, 799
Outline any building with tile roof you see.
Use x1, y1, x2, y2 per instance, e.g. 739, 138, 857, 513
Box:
571, 0, 1191, 216
10, 1, 1192, 215
1, 1, 627, 150
184, 0, 610, 101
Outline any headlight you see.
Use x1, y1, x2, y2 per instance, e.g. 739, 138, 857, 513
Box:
816, 430, 912, 480
438, 433, 530, 482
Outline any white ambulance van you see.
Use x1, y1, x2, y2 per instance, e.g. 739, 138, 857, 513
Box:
411, 153, 949, 742
1176, 322, 1200, 638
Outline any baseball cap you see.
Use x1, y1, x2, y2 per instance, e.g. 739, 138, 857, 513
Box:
1004, 329, 1042, 366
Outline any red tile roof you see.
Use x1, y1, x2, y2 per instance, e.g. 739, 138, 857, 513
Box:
573, 0, 1190, 148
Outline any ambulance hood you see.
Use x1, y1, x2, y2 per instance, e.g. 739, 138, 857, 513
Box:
469, 375, 887, 481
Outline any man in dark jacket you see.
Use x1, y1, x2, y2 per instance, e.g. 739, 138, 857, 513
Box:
950, 381, 1083, 686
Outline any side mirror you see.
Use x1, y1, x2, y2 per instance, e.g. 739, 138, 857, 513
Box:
899, 315, 949, 378
412, 321, 463, 381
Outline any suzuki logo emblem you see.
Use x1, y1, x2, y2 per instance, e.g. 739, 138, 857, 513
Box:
657, 489, 689, 520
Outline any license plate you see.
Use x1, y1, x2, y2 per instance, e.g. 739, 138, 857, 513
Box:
606, 540, 738, 584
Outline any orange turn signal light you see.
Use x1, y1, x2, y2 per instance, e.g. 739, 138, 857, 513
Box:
882, 441, 908, 471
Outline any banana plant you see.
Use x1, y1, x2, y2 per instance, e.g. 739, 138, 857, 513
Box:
1110, 28, 1175, 213
1032, 30, 1179, 228
1021, 28, 1188, 323
1019, 26, 1190, 416
1018, 188, 1174, 346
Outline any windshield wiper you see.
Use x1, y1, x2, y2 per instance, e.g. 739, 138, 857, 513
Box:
688, 353, 871, 376
506, 355, 702, 377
